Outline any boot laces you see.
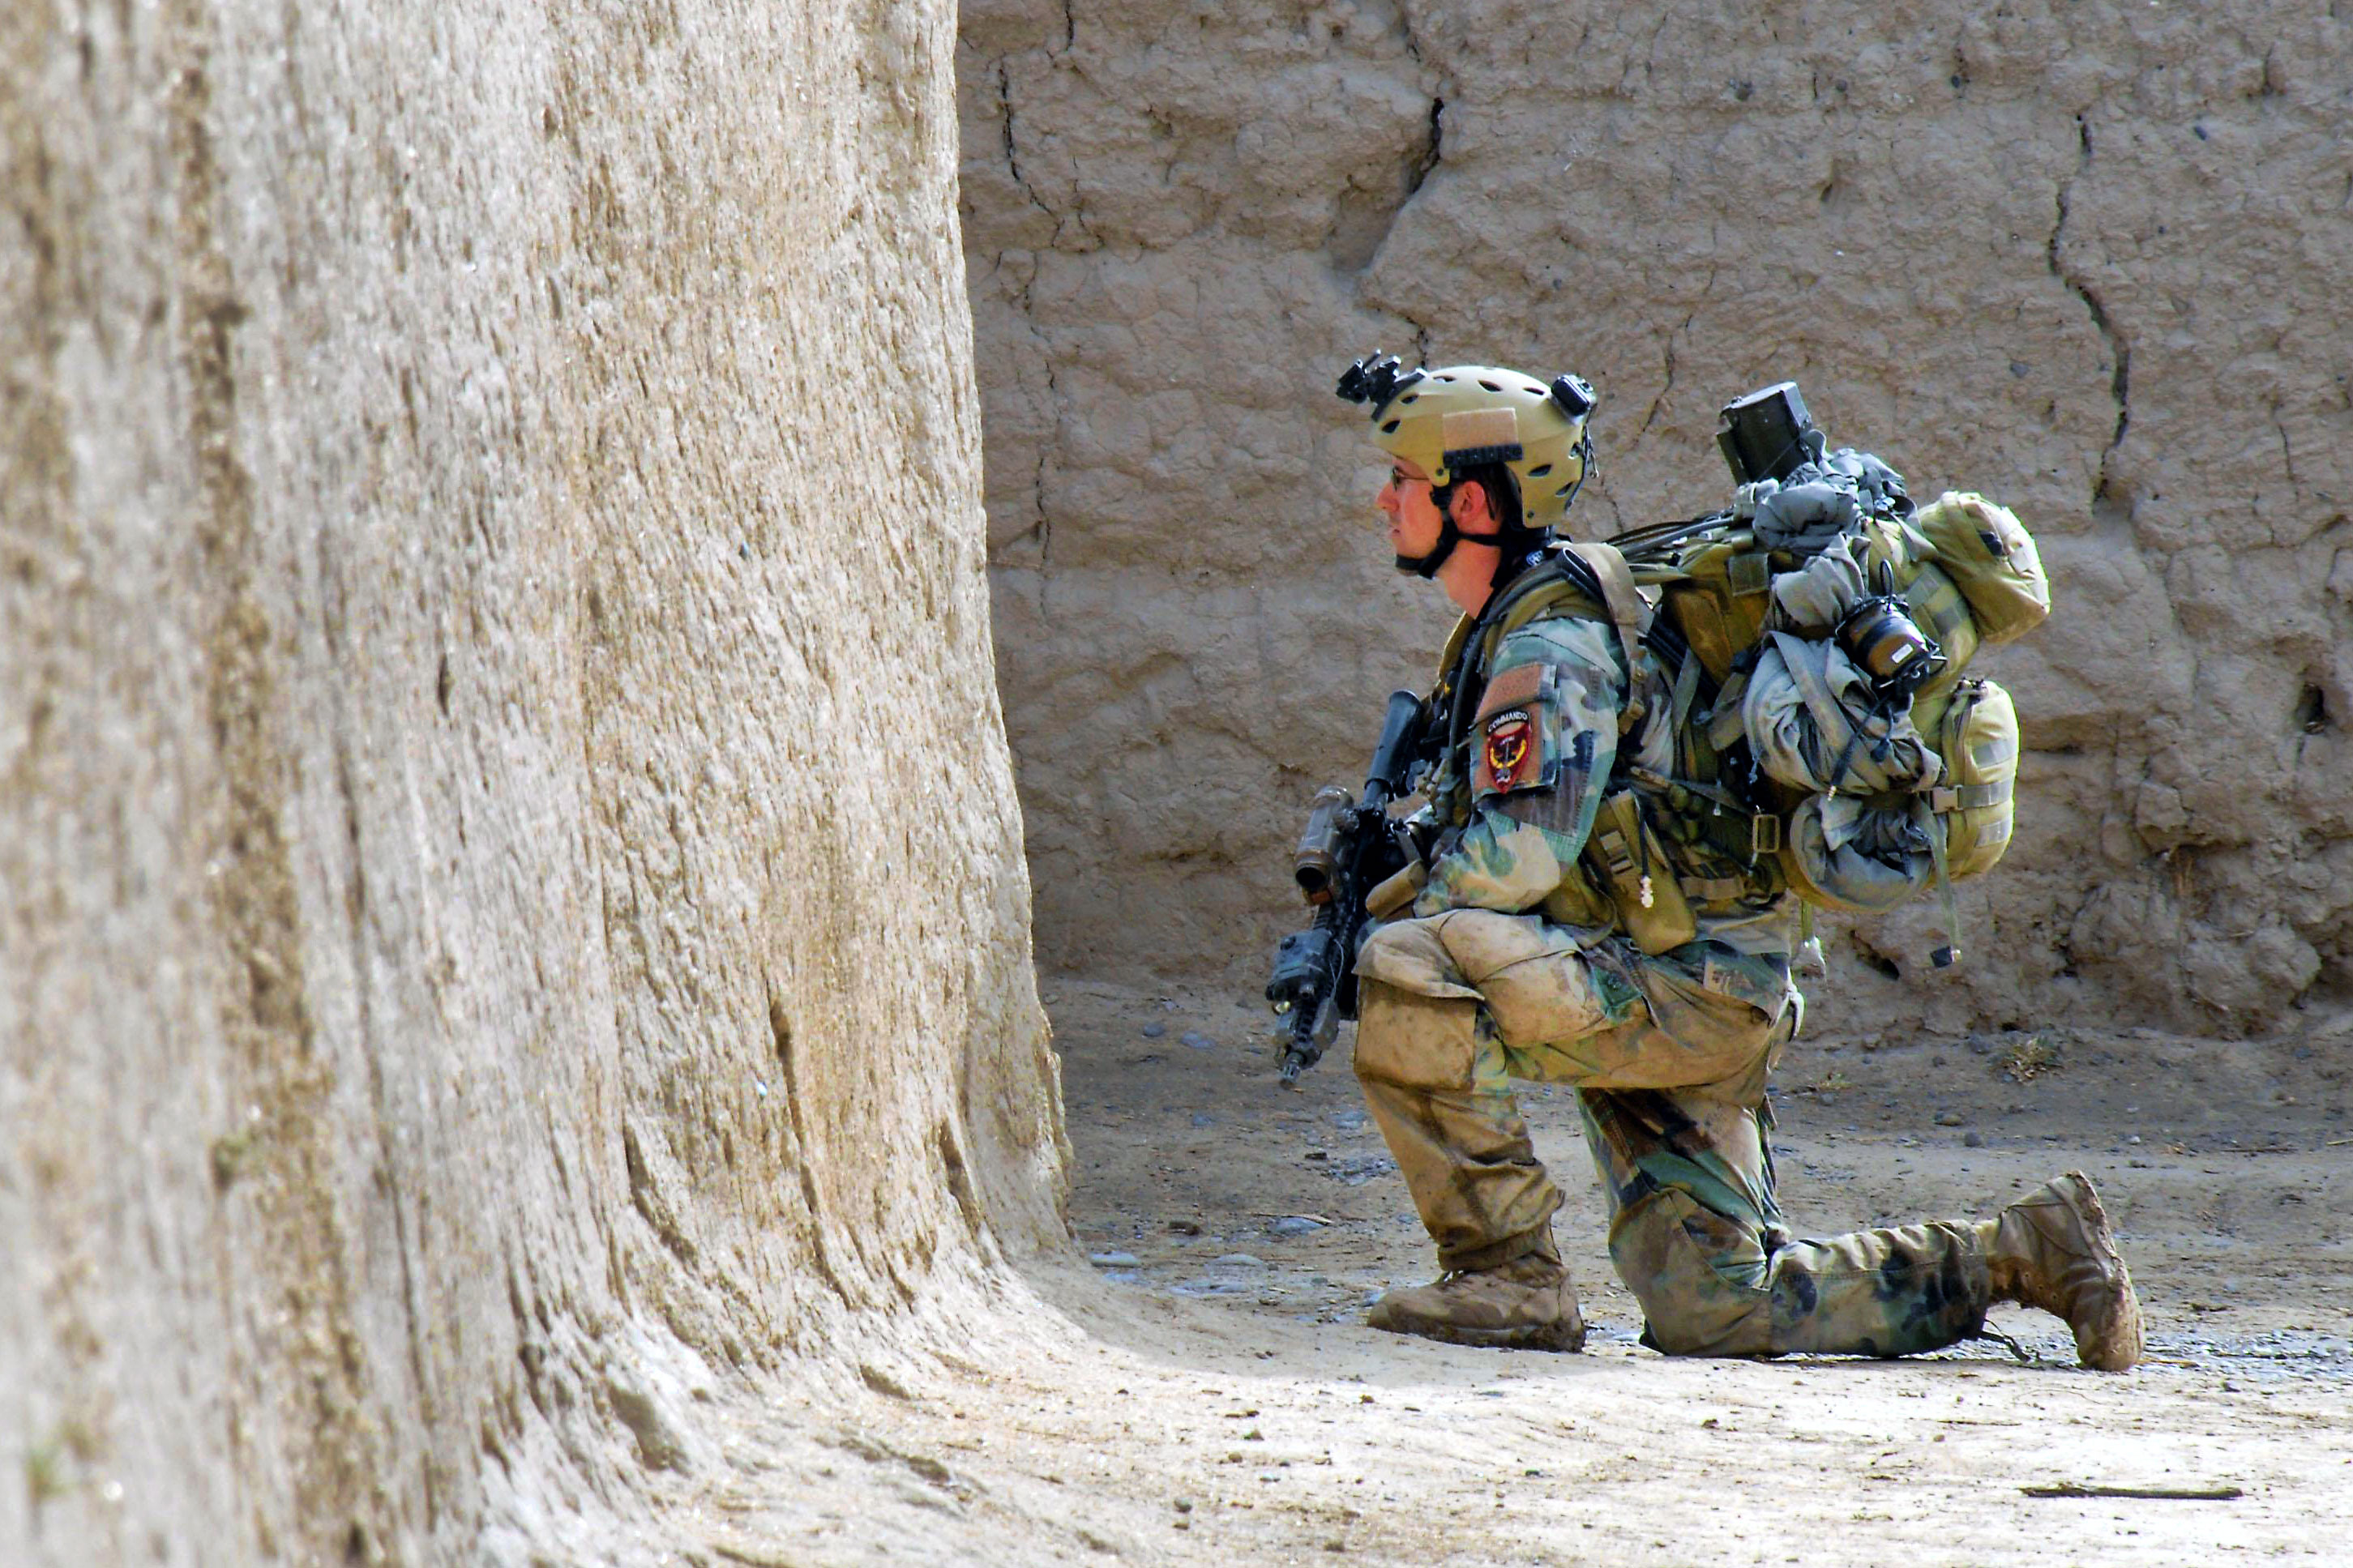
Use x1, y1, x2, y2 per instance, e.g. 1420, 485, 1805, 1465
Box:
1970, 1326, 2040, 1366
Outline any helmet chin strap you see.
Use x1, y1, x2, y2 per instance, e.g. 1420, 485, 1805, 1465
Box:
1393, 481, 1510, 579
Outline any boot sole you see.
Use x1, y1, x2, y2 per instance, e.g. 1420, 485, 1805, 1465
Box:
2054, 1171, 2145, 1373
1368, 1316, 1588, 1353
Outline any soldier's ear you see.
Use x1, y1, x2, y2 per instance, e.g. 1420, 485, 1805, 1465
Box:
1449, 477, 1497, 528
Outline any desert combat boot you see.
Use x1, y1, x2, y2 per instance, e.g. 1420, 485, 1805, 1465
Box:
1367, 1233, 1586, 1352
1979, 1170, 2144, 1371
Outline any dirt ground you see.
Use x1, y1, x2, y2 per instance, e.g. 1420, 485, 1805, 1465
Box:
661, 979, 2351, 1567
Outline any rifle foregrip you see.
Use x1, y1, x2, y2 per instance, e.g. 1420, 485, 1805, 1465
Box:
1365, 689, 1427, 804
1264, 689, 1427, 1083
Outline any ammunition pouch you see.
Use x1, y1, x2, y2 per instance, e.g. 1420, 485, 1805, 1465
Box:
1581, 791, 1699, 956
1912, 492, 2048, 647
1363, 859, 1428, 921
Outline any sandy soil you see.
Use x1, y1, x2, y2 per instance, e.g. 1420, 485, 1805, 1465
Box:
657, 979, 2351, 1566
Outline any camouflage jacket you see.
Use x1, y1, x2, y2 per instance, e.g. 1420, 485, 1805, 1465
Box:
1411, 569, 1672, 919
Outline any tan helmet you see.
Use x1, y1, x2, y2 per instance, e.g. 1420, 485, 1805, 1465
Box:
1337, 353, 1595, 527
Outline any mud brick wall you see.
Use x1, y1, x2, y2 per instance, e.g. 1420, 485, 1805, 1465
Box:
957, 0, 2353, 1043
1, 2, 1060, 1561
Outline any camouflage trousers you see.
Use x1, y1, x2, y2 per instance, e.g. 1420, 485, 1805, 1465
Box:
1352, 933, 1990, 1357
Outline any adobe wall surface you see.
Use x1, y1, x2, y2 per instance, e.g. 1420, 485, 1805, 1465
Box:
956, 0, 2353, 1043
0, 2, 1062, 1562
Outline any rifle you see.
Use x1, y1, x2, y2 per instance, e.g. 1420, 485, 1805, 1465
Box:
1263, 689, 1427, 1085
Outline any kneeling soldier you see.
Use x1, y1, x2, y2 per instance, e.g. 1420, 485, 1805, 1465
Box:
1333, 354, 2141, 1368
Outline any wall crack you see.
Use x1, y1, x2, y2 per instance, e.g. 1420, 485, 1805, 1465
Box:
996, 59, 1055, 226
2048, 115, 2130, 517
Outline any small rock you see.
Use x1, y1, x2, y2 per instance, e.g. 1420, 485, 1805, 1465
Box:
1332, 1109, 1367, 1130
1935, 1110, 1966, 1126
1089, 1251, 1141, 1268
1180, 1031, 1217, 1051
1141, 1023, 1167, 1039
1213, 1253, 1266, 1268
859, 1364, 917, 1401
605, 1372, 695, 1473
1269, 1216, 1326, 1237
2127, 1134, 2141, 1145
1191, 1113, 1216, 1128
1963, 1131, 1985, 1148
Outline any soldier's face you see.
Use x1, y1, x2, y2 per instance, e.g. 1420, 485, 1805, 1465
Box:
1376, 454, 1444, 558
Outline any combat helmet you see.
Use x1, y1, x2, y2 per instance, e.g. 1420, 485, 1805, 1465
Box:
1339, 352, 1596, 577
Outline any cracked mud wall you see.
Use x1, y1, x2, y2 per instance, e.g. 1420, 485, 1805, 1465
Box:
958, 0, 2353, 1043
2, 1, 1062, 1562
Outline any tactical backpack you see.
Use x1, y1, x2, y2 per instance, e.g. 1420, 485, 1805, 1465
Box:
1581, 443, 2049, 968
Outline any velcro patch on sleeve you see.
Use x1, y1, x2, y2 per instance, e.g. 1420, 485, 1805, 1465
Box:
1474, 664, 1547, 722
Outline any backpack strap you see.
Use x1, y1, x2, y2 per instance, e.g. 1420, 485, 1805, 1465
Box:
1917, 797, 1963, 968
1927, 780, 2013, 814
1558, 542, 1655, 735
1474, 558, 1611, 673
1561, 542, 1652, 689
1667, 646, 1703, 737
1704, 667, 1752, 754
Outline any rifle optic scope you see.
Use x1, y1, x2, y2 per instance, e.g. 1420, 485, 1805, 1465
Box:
1292, 785, 1354, 900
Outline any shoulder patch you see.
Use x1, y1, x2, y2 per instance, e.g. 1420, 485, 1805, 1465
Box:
1477, 705, 1544, 795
